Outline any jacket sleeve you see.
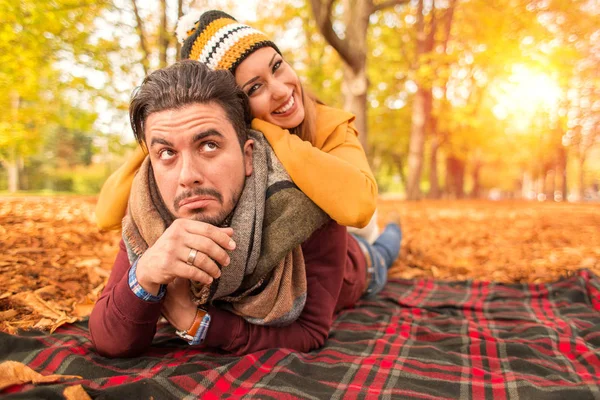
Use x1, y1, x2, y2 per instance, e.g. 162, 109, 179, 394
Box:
251, 118, 377, 229
95, 146, 146, 231
88, 239, 163, 358
203, 221, 351, 355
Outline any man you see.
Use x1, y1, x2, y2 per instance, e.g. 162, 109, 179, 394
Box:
89, 60, 379, 358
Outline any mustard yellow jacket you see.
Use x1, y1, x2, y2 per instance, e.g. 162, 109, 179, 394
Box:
94, 104, 377, 230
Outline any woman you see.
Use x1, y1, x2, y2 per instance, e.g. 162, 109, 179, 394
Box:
95, 10, 380, 240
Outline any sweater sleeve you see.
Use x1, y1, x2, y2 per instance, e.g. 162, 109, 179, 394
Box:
89, 239, 163, 358
94, 146, 146, 231
203, 221, 355, 355
251, 117, 377, 229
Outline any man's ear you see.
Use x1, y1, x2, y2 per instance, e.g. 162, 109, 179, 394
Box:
243, 139, 254, 177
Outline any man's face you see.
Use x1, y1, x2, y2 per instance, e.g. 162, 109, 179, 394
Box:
145, 102, 253, 225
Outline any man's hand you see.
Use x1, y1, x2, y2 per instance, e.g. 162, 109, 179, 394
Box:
161, 278, 197, 331
136, 219, 236, 295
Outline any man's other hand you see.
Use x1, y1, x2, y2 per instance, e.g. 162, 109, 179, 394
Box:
136, 219, 236, 295
161, 278, 197, 331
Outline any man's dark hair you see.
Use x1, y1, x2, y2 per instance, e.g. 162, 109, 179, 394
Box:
130, 60, 252, 148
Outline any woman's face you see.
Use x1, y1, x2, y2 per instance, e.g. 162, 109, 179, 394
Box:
235, 47, 305, 129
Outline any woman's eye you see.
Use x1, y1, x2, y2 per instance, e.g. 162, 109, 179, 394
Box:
247, 83, 261, 96
158, 149, 175, 160
202, 142, 219, 152
272, 60, 282, 73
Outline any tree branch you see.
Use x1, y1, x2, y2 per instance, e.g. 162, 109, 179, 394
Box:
158, 0, 169, 68
373, 0, 410, 12
308, 0, 356, 67
131, 0, 150, 76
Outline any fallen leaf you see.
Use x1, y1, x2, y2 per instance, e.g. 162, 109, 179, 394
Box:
33, 318, 54, 330
73, 303, 95, 318
0, 361, 81, 391
0, 310, 18, 321
12, 292, 64, 320
63, 384, 92, 400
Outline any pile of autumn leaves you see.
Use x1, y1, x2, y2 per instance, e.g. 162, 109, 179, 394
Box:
1, 196, 599, 333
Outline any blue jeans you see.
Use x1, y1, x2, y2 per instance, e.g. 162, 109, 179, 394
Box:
351, 223, 402, 297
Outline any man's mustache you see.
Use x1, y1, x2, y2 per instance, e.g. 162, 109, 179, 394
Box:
173, 188, 223, 211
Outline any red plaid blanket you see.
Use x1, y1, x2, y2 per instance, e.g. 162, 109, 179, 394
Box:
2, 270, 600, 399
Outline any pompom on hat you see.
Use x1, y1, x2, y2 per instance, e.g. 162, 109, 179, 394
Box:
176, 10, 280, 74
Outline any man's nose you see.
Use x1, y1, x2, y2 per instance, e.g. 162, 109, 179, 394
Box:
178, 154, 204, 187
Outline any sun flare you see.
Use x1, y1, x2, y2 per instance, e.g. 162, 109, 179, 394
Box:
492, 64, 562, 129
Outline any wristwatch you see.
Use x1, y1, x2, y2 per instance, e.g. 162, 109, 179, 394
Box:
175, 307, 211, 345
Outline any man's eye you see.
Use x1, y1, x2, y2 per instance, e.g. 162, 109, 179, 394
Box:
159, 149, 175, 160
202, 142, 219, 152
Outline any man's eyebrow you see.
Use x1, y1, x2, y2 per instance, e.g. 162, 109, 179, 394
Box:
241, 53, 279, 90
150, 137, 173, 148
192, 129, 225, 143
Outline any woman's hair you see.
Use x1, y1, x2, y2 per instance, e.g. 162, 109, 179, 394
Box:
290, 87, 318, 146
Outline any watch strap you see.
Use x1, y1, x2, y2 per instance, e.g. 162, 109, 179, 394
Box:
176, 307, 210, 345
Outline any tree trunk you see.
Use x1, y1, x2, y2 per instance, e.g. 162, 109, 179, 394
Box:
391, 153, 408, 190
131, 0, 151, 76
428, 132, 441, 199
446, 155, 465, 199
7, 146, 19, 193
578, 156, 586, 200
342, 64, 368, 151
429, 0, 456, 200
556, 145, 567, 201
176, 0, 184, 60
471, 162, 482, 199
309, 0, 410, 156
406, 87, 427, 200
405, 0, 427, 200
8, 90, 20, 192
158, 0, 169, 68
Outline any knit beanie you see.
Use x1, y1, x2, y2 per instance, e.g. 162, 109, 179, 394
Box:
176, 10, 281, 74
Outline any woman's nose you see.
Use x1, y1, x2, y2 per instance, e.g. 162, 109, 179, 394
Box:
270, 78, 288, 100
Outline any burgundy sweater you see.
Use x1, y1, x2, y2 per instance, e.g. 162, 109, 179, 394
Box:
89, 221, 367, 358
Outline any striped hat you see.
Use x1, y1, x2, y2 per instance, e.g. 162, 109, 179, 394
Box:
176, 10, 280, 74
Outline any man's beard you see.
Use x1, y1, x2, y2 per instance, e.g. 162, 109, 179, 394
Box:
173, 186, 242, 227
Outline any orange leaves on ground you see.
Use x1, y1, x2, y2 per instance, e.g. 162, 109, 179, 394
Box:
1, 196, 599, 333
0, 361, 81, 391
381, 199, 600, 283
0, 197, 120, 334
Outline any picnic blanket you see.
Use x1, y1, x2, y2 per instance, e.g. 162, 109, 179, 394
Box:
1, 269, 599, 399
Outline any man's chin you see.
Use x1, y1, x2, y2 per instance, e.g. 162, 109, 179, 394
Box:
185, 210, 226, 226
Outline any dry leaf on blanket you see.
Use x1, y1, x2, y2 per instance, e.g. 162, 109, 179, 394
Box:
73, 302, 95, 318
0, 310, 18, 321
10, 292, 78, 332
0, 361, 81, 391
63, 384, 92, 400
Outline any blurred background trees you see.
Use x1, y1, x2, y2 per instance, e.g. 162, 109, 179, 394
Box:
0, 0, 598, 201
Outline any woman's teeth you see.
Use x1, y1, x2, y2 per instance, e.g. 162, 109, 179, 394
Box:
273, 95, 295, 114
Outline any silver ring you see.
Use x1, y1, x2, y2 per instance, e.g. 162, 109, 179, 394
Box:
186, 248, 198, 265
